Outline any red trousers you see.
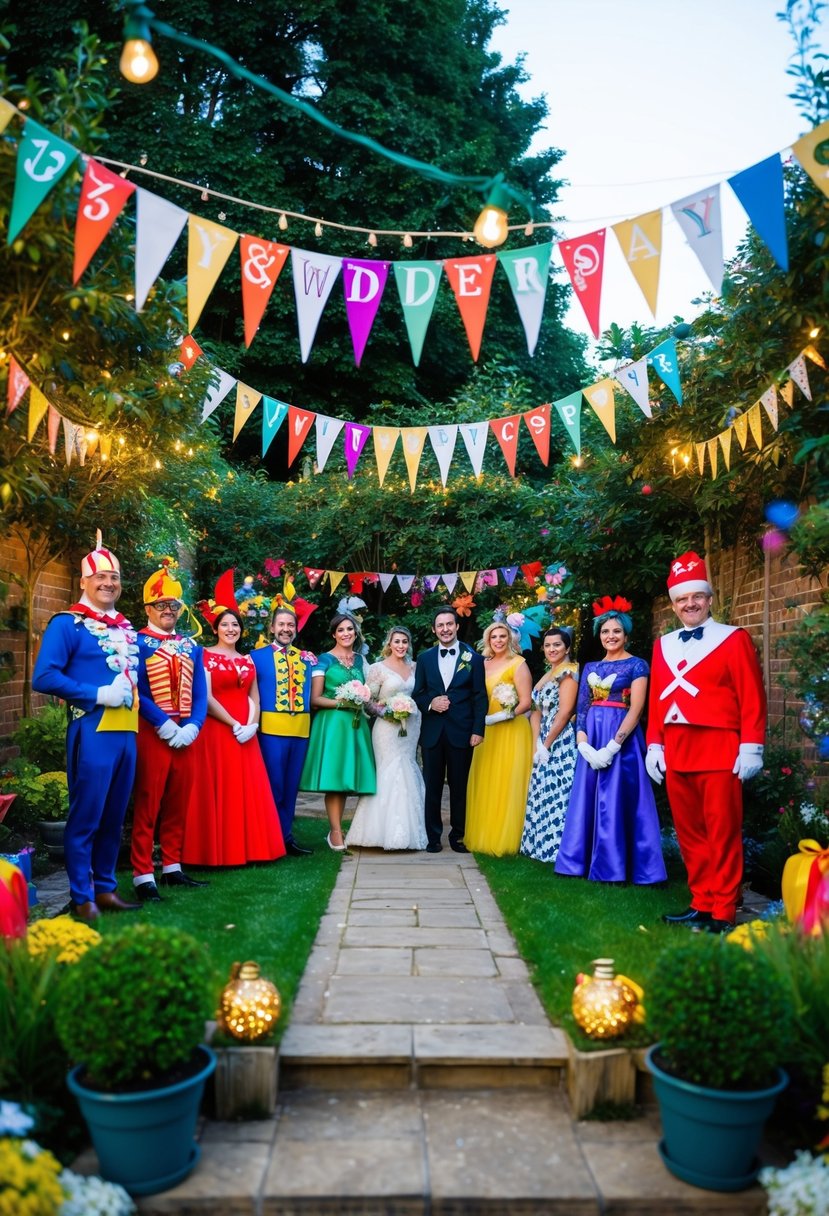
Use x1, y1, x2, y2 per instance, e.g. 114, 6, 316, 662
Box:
131, 721, 199, 875
665, 767, 743, 921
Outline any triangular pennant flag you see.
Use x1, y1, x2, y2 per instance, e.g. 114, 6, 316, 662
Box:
187, 215, 239, 331
489, 414, 521, 476
441, 573, 458, 594
443, 254, 497, 361
553, 390, 582, 455
8, 120, 79, 244
706, 437, 719, 478
747, 402, 764, 450
422, 575, 440, 593
695, 442, 706, 474
718, 428, 732, 471
780, 379, 795, 408
647, 338, 683, 404
392, 260, 442, 366
728, 155, 788, 271
557, 229, 606, 338
201, 368, 236, 422
760, 386, 779, 430
314, 415, 345, 472
232, 382, 262, 442
459, 421, 488, 476
344, 422, 371, 479
180, 334, 203, 370
287, 406, 316, 465
343, 258, 390, 367
787, 355, 812, 399
85, 430, 99, 458
497, 241, 552, 355
614, 357, 652, 417
521, 561, 543, 586
0, 97, 16, 135
135, 189, 188, 311
500, 566, 519, 586
62, 418, 86, 467
327, 571, 345, 593
428, 424, 458, 487
372, 426, 400, 487
803, 343, 826, 369
290, 248, 342, 363
99, 434, 112, 462
459, 571, 477, 593
240, 235, 289, 348
522, 403, 551, 465
583, 379, 617, 443
378, 572, 395, 593
27, 384, 49, 441
6, 356, 29, 415
47, 404, 61, 454
396, 574, 415, 594
73, 159, 135, 284
670, 183, 723, 293
401, 426, 428, 493
792, 120, 829, 198
612, 209, 663, 317
262, 396, 289, 457
732, 412, 749, 449
304, 567, 325, 589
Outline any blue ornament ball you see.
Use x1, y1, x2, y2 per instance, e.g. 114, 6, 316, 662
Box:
764, 500, 800, 531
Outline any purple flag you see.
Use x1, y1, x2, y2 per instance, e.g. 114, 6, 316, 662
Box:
344, 422, 371, 478
500, 566, 519, 586
423, 575, 440, 593
343, 259, 390, 367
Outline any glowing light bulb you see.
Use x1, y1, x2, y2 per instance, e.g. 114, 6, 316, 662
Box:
120, 39, 159, 84
809, 327, 820, 339
403, 234, 413, 248
314, 222, 323, 237
278, 214, 288, 231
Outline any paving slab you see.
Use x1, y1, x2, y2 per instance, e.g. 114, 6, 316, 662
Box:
414, 947, 498, 976
324, 974, 516, 1023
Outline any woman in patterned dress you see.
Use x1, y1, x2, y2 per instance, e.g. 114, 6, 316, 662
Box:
520, 627, 579, 863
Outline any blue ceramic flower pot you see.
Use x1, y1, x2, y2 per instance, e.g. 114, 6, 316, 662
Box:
646, 1044, 788, 1192
67, 1044, 216, 1196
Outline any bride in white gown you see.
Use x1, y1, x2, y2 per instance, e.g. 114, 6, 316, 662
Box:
346, 626, 427, 850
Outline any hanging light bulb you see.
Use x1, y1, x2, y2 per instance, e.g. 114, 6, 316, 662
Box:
278, 213, 288, 231
367, 232, 378, 247
314, 222, 323, 238
473, 179, 511, 249
120, 1, 159, 83
403, 234, 413, 248
524, 222, 534, 237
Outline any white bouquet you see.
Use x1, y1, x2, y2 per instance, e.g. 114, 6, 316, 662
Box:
492, 683, 518, 717
334, 679, 372, 727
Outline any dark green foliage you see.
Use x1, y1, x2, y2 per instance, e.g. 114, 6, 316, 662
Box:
0, 761, 68, 828
55, 923, 214, 1089
648, 934, 792, 1090
11, 702, 67, 772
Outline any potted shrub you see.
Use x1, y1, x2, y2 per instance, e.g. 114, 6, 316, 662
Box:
55, 923, 216, 1196
646, 933, 792, 1192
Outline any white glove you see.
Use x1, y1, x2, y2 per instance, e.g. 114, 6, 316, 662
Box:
733, 744, 764, 782
156, 718, 179, 742
593, 739, 622, 768
97, 673, 133, 708
177, 723, 200, 747
168, 727, 187, 749
235, 723, 258, 744
533, 739, 550, 765
485, 710, 511, 726
577, 741, 603, 770
646, 744, 666, 785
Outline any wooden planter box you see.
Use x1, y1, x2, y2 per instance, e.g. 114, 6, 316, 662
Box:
211, 1044, 278, 1121
567, 1040, 637, 1118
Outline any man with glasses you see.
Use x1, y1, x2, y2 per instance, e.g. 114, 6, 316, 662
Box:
131, 559, 208, 901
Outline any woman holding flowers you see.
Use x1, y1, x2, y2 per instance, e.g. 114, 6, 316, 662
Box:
300, 613, 376, 851
346, 626, 427, 851
464, 618, 533, 855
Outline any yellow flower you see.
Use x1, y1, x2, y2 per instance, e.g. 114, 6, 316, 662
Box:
27, 915, 101, 963
725, 920, 770, 950
0, 1138, 65, 1215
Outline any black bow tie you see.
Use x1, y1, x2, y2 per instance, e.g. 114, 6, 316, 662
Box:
440, 647, 457, 658
679, 627, 704, 642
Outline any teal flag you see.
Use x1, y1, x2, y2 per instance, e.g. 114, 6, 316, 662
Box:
261, 395, 289, 457
553, 390, 583, 456
647, 338, 683, 405
8, 120, 79, 244
497, 242, 552, 356
393, 260, 442, 366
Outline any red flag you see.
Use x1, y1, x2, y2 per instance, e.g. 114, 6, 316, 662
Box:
558, 229, 606, 339
287, 406, 315, 465
489, 415, 521, 477
73, 159, 135, 284
521, 561, 543, 586
304, 568, 325, 588
240, 235, 289, 348
6, 356, 29, 415
179, 334, 203, 370
443, 255, 497, 361
522, 404, 551, 465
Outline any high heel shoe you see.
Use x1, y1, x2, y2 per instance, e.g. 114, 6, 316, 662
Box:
326, 831, 347, 852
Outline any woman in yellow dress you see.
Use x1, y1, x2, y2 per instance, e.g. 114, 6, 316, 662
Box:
465, 618, 533, 855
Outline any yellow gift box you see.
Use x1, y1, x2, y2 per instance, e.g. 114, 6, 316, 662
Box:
782, 838, 829, 933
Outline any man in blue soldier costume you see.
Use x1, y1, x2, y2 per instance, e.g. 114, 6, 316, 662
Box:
32, 532, 141, 922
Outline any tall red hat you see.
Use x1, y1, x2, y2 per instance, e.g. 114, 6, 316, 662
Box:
667, 552, 712, 602
196, 569, 240, 627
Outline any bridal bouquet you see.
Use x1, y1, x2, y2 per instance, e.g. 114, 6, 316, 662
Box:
385, 693, 417, 737
334, 680, 372, 727
492, 683, 518, 717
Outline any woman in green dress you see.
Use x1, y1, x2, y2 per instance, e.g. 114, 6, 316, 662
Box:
299, 613, 377, 850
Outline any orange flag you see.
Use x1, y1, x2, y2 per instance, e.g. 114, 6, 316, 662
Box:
489, 415, 521, 476
73, 159, 135, 284
522, 403, 551, 465
443, 255, 497, 361
240, 235, 289, 348
287, 406, 315, 465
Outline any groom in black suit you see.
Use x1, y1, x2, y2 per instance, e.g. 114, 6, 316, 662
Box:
412, 607, 487, 853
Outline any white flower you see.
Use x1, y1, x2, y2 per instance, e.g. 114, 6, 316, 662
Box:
59, 1169, 136, 1216
760, 1151, 829, 1216
0, 1100, 34, 1136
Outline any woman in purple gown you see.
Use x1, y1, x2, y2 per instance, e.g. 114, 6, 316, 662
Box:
555, 596, 666, 885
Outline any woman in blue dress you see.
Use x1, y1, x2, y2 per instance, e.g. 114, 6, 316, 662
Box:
555, 596, 666, 885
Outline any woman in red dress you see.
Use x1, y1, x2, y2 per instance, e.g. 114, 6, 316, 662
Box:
183, 609, 285, 866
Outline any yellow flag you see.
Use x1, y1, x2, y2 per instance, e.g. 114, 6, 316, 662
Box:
373, 426, 400, 487
718, 428, 732, 471
695, 442, 706, 474
780, 380, 795, 407
747, 402, 763, 450
760, 387, 778, 430
732, 412, 749, 450
803, 343, 826, 369
401, 426, 427, 493
707, 437, 718, 478
99, 434, 112, 461
612, 209, 663, 316
187, 215, 239, 331
232, 382, 262, 441
583, 378, 617, 443
327, 571, 345, 593
0, 98, 16, 135
792, 120, 829, 198
27, 384, 49, 441
459, 571, 477, 592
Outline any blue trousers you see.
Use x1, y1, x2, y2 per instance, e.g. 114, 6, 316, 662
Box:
258, 733, 309, 843
65, 716, 136, 905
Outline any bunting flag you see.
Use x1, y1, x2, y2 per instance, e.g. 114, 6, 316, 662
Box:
553, 390, 582, 456
803, 343, 827, 369
262, 396, 289, 457
304, 568, 325, 588
489, 415, 521, 476
583, 379, 617, 443
6, 356, 29, 415
732, 411, 749, 449
62, 417, 86, 466
8, 119, 79, 245
180, 334, 203, 370
372, 426, 400, 487
73, 159, 135, 284
428, 424, 458, 487
291, 249, 342, 363
670, 183, 724, 293
47, 404, 61, 454
327, 571, 345, 593
760, 386, 778, 430
343, 258, 390, 367
787, 355, 812, 399
614, 358, 651, 417
728, 155, 788, 271
135, 189, 188, 311
522, 403, 551, 465
240, 235, 289, 348
396, 574, 415, 594
792, 119, 829, 198
718, 427, 732, 471
558, 229, 606, 338
422, 575, 441, 592
378, 572, 395, 592
612, 209, 663, 317
392, 260, 442, 367
521, 561, 543, 585
706, 436, 719, 478
500, 566, 519, 586
780, 379, 795, 407
27, 384, 49, 441
344, 422, 371, 479
401, 426, 428, 492
0, 97, 16, 135
497, 242, 553, 356
441, 573, 458, 594
747, 402, 764, 449
443, 254, 497, 361
459, 421, 488, 477
647, 338, 683, 404
314, 415, 344, 472
232, 382, 262, 441
187, 216, 238, 331
696, 441, 706, 474
201, 368, 236, 422
99, 434, 112, 461
287, 405, 315, 464
460, 571, 477, 592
